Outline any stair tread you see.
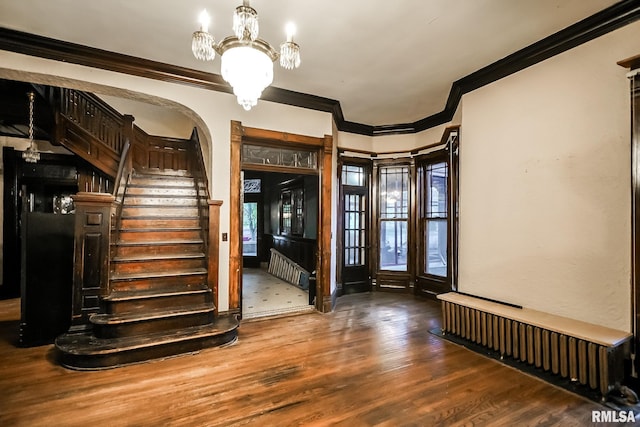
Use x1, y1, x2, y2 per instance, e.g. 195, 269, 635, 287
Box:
103, 286, 210, 301
111, 268, 207, 280
90, 303, 214, 324
120, 215, 199, 219
122, 206, 198, 210
133, 170, 193, 177
56, 316, 238, 355
112, 253, 205, 262
127, 185, 196, 189
113, 239, 204, 247
118, 227, 201, 232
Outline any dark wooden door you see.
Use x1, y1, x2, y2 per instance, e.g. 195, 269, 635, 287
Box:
341, 185, 370, 294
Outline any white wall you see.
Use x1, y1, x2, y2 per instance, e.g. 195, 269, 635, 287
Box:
458, 21, 639, 331
98, 95, 196, 138
0, 52, 333, 312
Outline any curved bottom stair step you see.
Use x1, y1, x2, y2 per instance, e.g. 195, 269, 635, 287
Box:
90, 304, 215, 339
55, 315, 239, 370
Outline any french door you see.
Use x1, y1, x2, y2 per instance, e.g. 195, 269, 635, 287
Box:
340, 163, 370, 294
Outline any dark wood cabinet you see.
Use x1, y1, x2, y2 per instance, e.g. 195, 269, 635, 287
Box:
20, 212, 74, 346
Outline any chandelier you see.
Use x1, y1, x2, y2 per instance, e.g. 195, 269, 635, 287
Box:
191, 1, 301, 111
22, 91, 40, 163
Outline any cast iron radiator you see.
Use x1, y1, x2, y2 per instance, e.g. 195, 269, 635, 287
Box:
437, 292, 632, 398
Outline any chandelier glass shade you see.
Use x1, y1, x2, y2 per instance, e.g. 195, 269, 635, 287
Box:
191, 1, 300, 110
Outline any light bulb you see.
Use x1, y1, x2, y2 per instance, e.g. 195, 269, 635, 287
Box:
198, 9, 211, 33
285, 22, 296, 42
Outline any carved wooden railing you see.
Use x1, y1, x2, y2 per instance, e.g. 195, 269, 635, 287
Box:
59, 88, 126, 154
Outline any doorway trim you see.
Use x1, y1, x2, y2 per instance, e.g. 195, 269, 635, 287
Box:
229, 121, 333, 316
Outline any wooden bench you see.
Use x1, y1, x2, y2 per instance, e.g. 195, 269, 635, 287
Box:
437, 292, 632, 398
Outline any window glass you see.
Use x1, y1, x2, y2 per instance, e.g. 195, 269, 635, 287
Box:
421, 160, 448, 277
426, 219, 447, 276
342, 165, 365, 186
243, 144, 317, 169
379, 220, 407, 271
242, 202, 258, 256
379, 165, 409, 271
379, 166, 409, 219
243, 178, 261, 194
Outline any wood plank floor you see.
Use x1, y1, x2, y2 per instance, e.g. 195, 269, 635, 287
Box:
0, 292, 611, 426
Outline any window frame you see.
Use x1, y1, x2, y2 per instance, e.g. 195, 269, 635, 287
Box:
414, 138, 459, 296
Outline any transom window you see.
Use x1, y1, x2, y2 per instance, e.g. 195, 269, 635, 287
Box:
342, 164, 365, 186
243, 144, 317, 170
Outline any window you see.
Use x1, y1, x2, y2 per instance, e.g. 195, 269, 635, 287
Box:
242, 201, 258, 256
243, 178, 261, 193
420, 161, 448, 277
280, 186, 304, 236
342, 164, 365, 186
378, 166, 409, 271
243, 144, 317, 170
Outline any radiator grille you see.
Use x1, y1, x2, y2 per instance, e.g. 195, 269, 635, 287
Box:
441, 300, 622, 396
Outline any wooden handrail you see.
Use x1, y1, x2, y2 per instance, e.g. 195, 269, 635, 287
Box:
112, 139, 132, 200
111, 139, 133, 246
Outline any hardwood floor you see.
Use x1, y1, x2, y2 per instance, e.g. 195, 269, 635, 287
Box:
0, 292, 611, 426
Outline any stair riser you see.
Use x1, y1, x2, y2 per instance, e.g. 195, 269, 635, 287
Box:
126, 187, 197, 197
124, 197, 199, 206
122, 207, 200, 217
118, 230, 202, 242
110, 274, 207, 292
120, 218, 201, 229
130, 177, 195, 187
112, 258, 206, 275
113, 243, 204, 258
93, 311, 214, 339
104, 293, 212, 315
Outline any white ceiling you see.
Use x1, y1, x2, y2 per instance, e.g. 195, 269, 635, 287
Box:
0, 0, 620, 127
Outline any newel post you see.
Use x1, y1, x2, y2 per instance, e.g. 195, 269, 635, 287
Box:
208, 200, 223, 316
70, 192, 115, 330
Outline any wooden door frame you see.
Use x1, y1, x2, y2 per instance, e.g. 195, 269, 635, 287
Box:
229, 121, 333, 316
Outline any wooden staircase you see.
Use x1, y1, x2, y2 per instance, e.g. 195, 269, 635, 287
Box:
56, 170, 238, 369
44, 87, 238, 369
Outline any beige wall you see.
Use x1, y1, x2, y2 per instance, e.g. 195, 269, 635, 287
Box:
458, 21, 639, 332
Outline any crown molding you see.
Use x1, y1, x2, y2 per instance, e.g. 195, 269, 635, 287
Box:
0, 0, 638, 137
